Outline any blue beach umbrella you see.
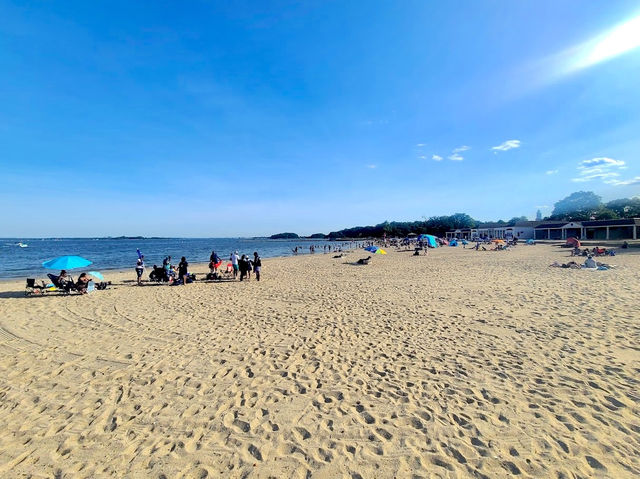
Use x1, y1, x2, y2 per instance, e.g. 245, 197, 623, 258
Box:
88, 271, 104, 280
42, 255, 92, 270
364, 246, 378, 252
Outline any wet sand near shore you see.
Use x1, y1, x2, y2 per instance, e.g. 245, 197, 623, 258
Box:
0, 245, 638, 478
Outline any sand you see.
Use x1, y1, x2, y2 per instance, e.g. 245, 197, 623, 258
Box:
0, 244, 639, 478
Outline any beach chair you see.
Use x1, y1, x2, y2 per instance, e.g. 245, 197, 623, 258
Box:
47, 273, 76, 294
221, 263, 233, 279
25, 278, 53, 296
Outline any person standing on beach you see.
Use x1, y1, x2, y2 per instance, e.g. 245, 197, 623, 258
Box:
230, 251, 239, 279
253, 252, 262, 281
135, 257, 145, 286
238, 254, 249, 281
178, 256, 189, 285
209, 250, 221, 273
246, 255, 253, 280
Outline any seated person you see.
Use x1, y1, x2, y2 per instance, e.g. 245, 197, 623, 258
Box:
583, 255, 598, 269
56, 270, 75, 291
75, 273, 92, 294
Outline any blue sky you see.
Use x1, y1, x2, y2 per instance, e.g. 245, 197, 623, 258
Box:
2, 1, 640, 237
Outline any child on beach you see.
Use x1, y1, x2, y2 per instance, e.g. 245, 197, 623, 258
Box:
253, 252, 262, 281
135, 257, 144, 285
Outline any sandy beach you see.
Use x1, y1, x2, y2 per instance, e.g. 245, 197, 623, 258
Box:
0, 244, 639, 478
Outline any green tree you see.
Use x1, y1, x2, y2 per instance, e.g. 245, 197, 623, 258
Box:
507, 216, 528, 225
551, 191, 602, 219
592, 207, 618, 220
605, 197, 640, 218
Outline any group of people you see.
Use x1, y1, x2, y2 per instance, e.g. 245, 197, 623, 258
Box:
135, 250, 262, 285
550, 254, 612, 270
227, 251, 261, 281
571, 246, 614, 257
51, 270, 99, 294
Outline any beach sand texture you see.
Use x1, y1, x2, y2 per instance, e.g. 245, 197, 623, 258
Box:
0, 245, 639, 478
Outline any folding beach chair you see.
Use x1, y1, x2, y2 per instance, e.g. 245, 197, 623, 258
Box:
25, 278, 53, 296
221, 263, 233, 279
47, 273, 76, 294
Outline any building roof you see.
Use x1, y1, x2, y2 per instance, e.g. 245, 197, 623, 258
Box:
514, 221, 542, 227
477, 223, 508, 228
583, 218, 640, 227
535, 223, 566, 229
536, 218, 640, 228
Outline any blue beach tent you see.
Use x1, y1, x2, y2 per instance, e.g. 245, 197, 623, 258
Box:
418, 234, 438, 248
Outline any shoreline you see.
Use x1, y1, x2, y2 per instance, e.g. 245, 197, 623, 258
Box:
0, 249, 357, 285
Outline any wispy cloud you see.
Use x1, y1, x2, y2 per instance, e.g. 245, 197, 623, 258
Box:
432, 155, 443, 161
580, 158, 625, 168
545, 169, 558, 175
418, 155, 427, 159
604, 176, 640, 186
453, 145, 470, 153
366, 164, 377, 169
448, 153, 464, 161
416, 143, 425, 147
572, 157, 626, 183
492, 140, 521, 151
572, 172, 620, 182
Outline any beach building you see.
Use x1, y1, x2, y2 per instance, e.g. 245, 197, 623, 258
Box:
511, 221, 541, 240
445, 228, 473, 240
534, 218, 640, 240
446, 221, 542, 240
474, 223, 508, 239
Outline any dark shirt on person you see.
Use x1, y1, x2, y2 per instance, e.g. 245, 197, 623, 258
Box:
178, 261, 188, 276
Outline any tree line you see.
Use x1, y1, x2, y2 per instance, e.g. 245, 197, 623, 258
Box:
321, 192, 639, 239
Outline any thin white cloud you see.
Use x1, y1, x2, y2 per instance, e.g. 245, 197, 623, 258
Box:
432, 155, 443, 161
579, 157, 625, 168
545, 169, 558, 175
416, 143, 425, 147
572, 172, 620, 182
366, 164, 377, 169
492, 140, 521, 151
448, 153, 464, 161
572, 157, 626, 183
453, 145, 470, 153
418, 155, 427, 159
604, 176, 640, 186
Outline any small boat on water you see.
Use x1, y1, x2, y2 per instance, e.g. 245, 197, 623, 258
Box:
17, 242, 28, 248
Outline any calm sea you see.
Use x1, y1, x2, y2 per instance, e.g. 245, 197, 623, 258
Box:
0, 238, 353, 279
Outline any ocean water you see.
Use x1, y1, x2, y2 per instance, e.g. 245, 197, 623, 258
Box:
0, 238, 354, 279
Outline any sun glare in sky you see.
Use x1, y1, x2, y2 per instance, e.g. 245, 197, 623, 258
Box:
570, 14, 640, 70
